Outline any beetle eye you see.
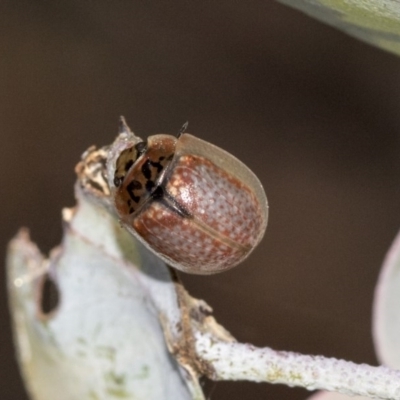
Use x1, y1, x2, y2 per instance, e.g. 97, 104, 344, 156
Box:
114, 176, 123, 187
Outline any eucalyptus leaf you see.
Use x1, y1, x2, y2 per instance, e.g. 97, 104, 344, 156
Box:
373, 229, 400, 368
278, 0, 400, 55
7, 192, 202, 400
306, 229, 400, 400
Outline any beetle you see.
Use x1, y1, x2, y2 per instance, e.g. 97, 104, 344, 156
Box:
108, 118, 268, 275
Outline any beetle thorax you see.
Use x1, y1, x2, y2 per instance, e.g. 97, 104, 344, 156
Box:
114, 134, 177, 218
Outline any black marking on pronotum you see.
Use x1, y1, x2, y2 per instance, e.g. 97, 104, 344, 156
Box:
146, 180, 155, 192
126, 180, 142, 203
141, 160, 152, 180
130, 180, 143, 190
150, 160, 164, 173
124, 159, 134, 172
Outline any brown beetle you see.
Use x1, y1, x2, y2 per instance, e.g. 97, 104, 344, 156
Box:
108, 118, 268, 275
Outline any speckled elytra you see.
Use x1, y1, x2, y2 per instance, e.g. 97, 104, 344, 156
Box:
112, 124, 268, 275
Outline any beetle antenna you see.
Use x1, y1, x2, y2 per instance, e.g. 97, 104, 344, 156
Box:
118, 116, 132, 135
177, 121, 189, 138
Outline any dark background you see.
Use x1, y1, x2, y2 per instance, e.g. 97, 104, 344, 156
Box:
1, 1, 400, 399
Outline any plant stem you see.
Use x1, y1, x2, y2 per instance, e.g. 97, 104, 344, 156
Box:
195, 332, 400, 399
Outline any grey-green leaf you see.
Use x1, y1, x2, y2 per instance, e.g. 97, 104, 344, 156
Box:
278, 0, 400, 56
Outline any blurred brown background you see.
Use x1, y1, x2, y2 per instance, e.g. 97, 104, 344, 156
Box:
1, 1, 400, 399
